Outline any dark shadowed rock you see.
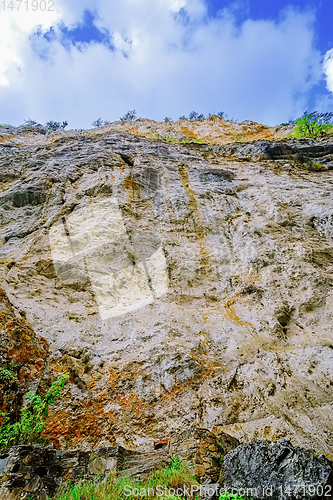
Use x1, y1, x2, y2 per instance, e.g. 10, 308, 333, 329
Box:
221, 438, 333, 499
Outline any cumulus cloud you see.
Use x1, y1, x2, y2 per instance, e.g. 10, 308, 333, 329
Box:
0, 0, 323, 127
324, 49, 333, 93
0, 6, 61, 85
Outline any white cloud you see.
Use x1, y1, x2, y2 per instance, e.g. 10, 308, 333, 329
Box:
0, 6, 61, 85
0, 0, 323, 127
324, 48, 333, 93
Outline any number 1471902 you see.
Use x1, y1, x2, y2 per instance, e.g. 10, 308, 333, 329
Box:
1, 0, 54, 11
279, 484, 332, 497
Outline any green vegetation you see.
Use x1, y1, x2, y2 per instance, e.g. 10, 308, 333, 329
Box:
0, 367, 15, 383
92, 118, 112, 127
188, 111, 205, 120
46, 120, 68, 131
51, 452, 246, 500
287, 111, 333, 139
178, 137, 205, 145
53, 456, 199, 500
0, 373, 69, 449
219, 494, 246, 500
119, 110, 137, 121
280, 119, 297, 126
231, 133, 249, 143
212, 453, 224, 465
178, 111, 227, 120
23, 118, 68, 130
308, 162, 326, 171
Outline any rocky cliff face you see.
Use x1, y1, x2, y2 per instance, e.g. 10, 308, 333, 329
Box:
0, 119, 333, 456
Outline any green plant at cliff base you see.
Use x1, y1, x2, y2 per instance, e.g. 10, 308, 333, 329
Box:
292, 111, 333, 139
212, 452, 224, 465
53, 457, 199, 499
219, 494, 246, 500
169, 455, 182, 470
0, 373, 69, 449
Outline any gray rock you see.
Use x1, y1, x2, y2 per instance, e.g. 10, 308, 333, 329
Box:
221, 438, 333, 499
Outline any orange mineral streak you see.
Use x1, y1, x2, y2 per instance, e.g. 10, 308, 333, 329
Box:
221, 299, 258, 339
71, 400, 116, 446
42, 361, 148, 446
127, 127, 138, 135
0, 181, 12, 192
43, 346, 224, 448
0, 288, 48, 372
6, 318, 48, 366
0, 310, 14, 328
42, 410, 72, 449
19, 359, 45, 382
117, 391, 146, 412
0, 135, 15, 143
125, 176, 136, 199
180, 126, 199, 139
163, 368, 212, 401
178, 165, 211, 268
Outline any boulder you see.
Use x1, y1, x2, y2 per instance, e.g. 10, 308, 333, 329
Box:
220, 438, 333, 499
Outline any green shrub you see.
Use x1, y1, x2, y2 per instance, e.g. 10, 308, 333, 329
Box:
0, 367, 15, 383
119, 110, 137, 121
0, 373, 69, 449
292, 111, 333, 138
280, 119, 297, 126
188, 111, 205, 120
46, 120, 68, 131
23, 118, 39, 126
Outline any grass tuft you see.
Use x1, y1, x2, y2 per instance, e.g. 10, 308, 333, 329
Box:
52, 457, 200, 499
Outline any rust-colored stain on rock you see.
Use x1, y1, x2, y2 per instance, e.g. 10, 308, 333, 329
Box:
125, 176, 136, 198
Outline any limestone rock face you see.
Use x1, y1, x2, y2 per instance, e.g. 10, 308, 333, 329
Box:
0, 123, 333, 455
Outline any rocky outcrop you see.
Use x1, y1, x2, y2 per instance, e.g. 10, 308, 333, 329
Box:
170, 428, 239, 483
221, 438, 333, 499
0, 428, 237, 499
0, 444, 169, 499
0, 123, 333, 457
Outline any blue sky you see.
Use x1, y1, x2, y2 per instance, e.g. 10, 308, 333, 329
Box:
0, 0, 332, 128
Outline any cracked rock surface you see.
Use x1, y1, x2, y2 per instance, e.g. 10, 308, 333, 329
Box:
222, 438, 333, 499
0, 123, 333, 454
